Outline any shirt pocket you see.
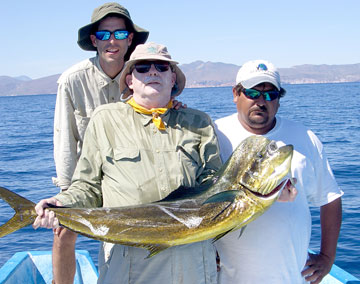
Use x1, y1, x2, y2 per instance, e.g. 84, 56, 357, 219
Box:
113, 147, 140, 161
74, 111, 90, 141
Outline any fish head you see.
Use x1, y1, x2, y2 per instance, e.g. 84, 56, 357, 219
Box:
230, 135, 293, 200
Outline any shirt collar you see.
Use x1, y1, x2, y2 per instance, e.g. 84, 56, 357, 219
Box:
94, 55, 121, 85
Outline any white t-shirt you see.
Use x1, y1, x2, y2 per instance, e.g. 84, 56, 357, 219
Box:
214, 113, 343, 284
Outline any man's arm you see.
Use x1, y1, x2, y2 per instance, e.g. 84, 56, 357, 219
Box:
53, 82, 79, 190
302, 197, 342, 284
54, 116, 103, 208
197, 119, 223, 185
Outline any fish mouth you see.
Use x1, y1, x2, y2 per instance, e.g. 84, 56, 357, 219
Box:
247, 179, 288, 198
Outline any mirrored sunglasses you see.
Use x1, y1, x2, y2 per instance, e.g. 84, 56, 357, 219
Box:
95, 30, 129, 41
242, 88, 281, 101
133, 61, 171, 73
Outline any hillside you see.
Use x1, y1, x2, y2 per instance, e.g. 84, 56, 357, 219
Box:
1, 62, 359, 96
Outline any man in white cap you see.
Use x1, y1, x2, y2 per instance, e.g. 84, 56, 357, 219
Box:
51, 2, 149, 283
34, 42, 222, 284
214, 59, 343, 283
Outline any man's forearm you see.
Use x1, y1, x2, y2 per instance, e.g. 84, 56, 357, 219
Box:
320, 197, 342, 260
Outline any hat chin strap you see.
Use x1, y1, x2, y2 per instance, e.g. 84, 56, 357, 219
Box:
120, 89, 132, 102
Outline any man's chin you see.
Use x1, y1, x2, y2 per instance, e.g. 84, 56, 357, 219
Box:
249, 115, 269, 125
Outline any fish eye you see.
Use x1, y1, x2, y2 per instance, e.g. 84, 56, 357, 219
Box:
268, 141, 278, 154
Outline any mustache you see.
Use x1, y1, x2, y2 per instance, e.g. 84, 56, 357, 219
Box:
250, 105, 267, 112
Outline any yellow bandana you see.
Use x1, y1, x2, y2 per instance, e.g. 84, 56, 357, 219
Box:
127, 97, 173, 130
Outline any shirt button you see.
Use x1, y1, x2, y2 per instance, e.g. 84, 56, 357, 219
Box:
111, 97, 115, 101
159, 168, 163, 172
156, 149, 160, 153
161, 187, 166, 192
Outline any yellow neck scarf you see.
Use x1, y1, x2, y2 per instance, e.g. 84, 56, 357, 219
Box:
127, 97, 172, 130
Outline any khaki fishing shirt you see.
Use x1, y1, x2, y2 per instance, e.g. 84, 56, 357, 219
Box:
55, 102, 222, 284
53, 56, 122, 190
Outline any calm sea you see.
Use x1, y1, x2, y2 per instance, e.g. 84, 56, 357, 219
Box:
0, 83, 359, 278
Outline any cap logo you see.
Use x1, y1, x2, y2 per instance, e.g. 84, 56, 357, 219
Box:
257, 63, 268, 71
147, 46, 158, 54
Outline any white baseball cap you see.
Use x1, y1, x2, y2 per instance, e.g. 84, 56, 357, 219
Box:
236, 60, 281, 91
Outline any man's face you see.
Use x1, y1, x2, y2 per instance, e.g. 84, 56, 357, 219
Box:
233, 82, 280, 134
90, 17, 133, 68
126, 61, 176, 109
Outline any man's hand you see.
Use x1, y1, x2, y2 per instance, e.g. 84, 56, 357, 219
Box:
172, 99, 187, 110
301, 252, 333, 284
278, 178, 297, 202
33, 198, 62, 230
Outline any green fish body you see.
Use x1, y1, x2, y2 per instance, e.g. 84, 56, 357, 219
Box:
0, 135, 293, 257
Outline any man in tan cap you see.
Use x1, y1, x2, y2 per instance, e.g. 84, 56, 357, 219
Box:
51, 2, 148, 283
34, 42, 222, 284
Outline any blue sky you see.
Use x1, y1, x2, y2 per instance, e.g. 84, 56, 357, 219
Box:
1, 0, 359, 79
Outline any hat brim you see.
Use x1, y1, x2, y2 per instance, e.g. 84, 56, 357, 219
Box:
77, 21, 149, 61
241, 75, 281, 91
119, 59, 186, 100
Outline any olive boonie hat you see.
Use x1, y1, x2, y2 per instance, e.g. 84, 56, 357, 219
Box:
77, 2, 149, 60
120, 42, 186, 100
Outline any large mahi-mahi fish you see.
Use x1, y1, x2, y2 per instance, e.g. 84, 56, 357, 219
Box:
0, 135, 293, 257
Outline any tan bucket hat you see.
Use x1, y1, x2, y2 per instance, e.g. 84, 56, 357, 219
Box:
119, 42, 186, 100
77, 2, 149, 60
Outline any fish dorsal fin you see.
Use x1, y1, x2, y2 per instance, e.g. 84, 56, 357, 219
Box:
202, 190, 240, 204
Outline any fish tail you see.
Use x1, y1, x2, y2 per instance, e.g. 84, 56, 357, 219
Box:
0, 186, 36, 238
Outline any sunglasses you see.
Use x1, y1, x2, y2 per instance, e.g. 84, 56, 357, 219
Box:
95, 30, 129, 41
133, 61, 171, 73
242, 88, 281, 101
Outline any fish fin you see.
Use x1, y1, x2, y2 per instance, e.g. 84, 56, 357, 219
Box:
159, 183, 211, 202
238, 226, 246, 238
212, 230, 233, 242
213, 225, 247, 243
202, 190, 239, 204
204, 191, 240, 223
0, 186, 36, 238
46, 203, 70, 208
144, 244, 170, 258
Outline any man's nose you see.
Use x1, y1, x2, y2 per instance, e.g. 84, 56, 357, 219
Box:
148, 64, 159, 75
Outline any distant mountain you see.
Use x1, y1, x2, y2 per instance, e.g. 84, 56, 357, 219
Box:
14, 75, 32, 82
0, 74, 60, 96
181, 61, 239, 87
1, 62, 359, 96
181, 62, 360, 87
279, 64, 360, 84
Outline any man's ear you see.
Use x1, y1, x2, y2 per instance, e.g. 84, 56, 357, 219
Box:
171, 72, 176, 86
126, 74, 133, 90
127, 33, 134, 47
90, 34, 97, 48
232, 87, 239, 103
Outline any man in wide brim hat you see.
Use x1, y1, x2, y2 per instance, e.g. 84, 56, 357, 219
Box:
78, 2, 149, 60
50, 2, 149, 284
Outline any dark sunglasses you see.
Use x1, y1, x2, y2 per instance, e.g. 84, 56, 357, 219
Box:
242, 88, 281, 101
95, 30, 129, 41
133, 61, 171, 73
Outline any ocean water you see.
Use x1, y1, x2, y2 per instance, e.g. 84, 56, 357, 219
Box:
0, 82, 359, 278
